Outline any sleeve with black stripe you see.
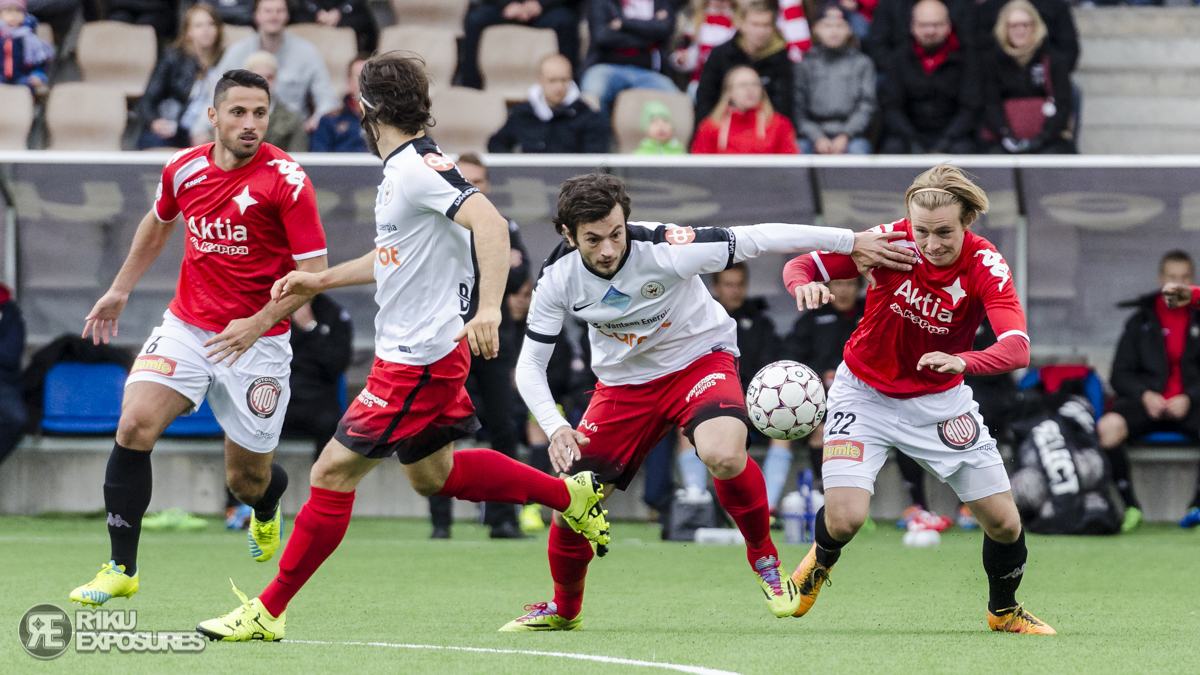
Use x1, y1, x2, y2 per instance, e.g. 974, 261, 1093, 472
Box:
404, 140, 481, 220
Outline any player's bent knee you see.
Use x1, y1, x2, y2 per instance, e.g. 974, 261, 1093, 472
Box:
115, 413, 164, 450
699, 446, 747, 479
823, 507, 867, 541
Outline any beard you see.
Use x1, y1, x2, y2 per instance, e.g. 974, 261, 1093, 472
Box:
220, 131, 261, 160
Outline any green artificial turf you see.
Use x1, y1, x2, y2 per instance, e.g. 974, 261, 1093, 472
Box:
1, 515, 1197, 674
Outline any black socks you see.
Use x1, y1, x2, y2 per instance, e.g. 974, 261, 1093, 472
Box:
251, 463, 289, 522
982, 530, 1027, 614
1106, 444, 1140, 509
105, 444, 153, 575
896, 453, 928, 510
813, 506, 847, 567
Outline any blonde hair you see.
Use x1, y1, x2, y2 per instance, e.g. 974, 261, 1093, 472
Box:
709, 65, 772, 151
243, 50, 279, 74
993, 0, 1047, 66
905, 165, 990, 227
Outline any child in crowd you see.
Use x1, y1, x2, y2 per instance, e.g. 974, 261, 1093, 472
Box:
0, 0, 53, 95
634, 100, 686, 155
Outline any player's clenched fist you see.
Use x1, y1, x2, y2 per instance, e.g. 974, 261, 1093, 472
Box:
548, 425, 589, 474
455, 306, 501, 359
82, 290, 129, 345
851, 230, 918, 274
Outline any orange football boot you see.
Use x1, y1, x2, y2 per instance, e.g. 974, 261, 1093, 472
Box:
988, 605, 1057, 634
790, 543, 834, 617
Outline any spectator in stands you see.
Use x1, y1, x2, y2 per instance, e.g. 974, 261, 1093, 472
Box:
459, 0, 582, 90
671, 0, 737, 100
487, 53, 610, 154
242, 50, 309, 152
1099, 250, 1200, 532
980, 0, 1074, 155
785, 276, 862, 492
632, 100, 685, 154
310, 57, 367, 152
879, 0, 979, 154
834, 0, 871, 41
792, 2, 876, 155
291, 0, 377, 54
214, 0, 339, 131
107, 0, 176, 43
138, 5, 226, 150
696, 1, 793, 123
581, 0, 677, 118
976, 0, 1077, 72
863, 0, 976, 68
691, 64, 799, 154
0, 0, 52, 95
282, 294, 352, 463
0, 283, 25, 467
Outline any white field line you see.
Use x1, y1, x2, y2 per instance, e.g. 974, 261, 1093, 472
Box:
282, 639, 743, 675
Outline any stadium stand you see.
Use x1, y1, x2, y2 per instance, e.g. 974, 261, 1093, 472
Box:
429, 86, 507, 153
611, 88, 694, 154
376, 25, 457, 88
478, 24, 560, 103
0, 85, 34, 150
285, 23, 357, 99
224, 23, 255, 46
40, 363, 125, 434
76, 20, 157, 99
389, 0, 469, 35
44, 83, 127, 150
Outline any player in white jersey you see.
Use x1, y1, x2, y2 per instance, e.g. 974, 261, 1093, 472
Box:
501, 173, 918, 630
197, 54, 612, 642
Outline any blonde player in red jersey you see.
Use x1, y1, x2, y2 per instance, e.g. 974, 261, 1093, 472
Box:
781, 165, 1056, 634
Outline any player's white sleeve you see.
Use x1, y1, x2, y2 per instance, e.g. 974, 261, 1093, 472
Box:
400, 155, 480, 219
516, 339, 571, 438
730, 223, 854, 263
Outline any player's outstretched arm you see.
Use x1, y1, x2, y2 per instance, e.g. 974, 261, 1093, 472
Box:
452, 193, 509, 359
272, 249, 375, 302
83, 210, 177, 345
515, 337, 588, 474
206, 255, 330, 366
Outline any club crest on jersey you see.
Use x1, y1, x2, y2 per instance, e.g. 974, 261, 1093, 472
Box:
665, 227, 695, 245
641, 281, 664, 299
601, 286, 632, 311
246, 377, 282, 419
824, 440, 864, 462
379, 179, 394, 206
938, 413, 980, 450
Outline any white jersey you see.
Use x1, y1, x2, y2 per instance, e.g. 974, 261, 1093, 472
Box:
372, 136, 479, 365
518, 221, 853, 436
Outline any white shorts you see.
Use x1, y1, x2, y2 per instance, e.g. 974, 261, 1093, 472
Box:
125, 311, 292, 453
820, 363, 1011, 503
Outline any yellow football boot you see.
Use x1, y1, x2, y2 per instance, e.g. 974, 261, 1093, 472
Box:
498, 602, 582, 632
248, 504, 282, 562
790, 543, 834, 617
196, 581, 285, 642
70, 561, 139, 607
560, 471, 611, 556
756, 555, 802, 618
988, 605, 1057, 635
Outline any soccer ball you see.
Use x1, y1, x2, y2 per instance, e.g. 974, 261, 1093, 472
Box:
745, 360, 826, 440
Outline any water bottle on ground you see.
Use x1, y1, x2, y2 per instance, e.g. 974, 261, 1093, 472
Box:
799, 469, 815, 543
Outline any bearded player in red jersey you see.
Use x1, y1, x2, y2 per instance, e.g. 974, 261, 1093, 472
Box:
70, 69, 329, 607
782, 165, 1055, 634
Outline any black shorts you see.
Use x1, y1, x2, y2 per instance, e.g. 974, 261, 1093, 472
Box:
1110, 396, 1200, 441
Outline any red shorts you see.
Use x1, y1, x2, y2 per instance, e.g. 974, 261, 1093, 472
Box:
574, 351, 749, 490
334, 340, 479, 464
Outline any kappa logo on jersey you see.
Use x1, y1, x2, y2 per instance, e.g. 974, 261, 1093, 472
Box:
601, 285, 632, 311
183, 174, 208, 190
937, 413, 980, 450
823, 440, 864, 462
641, 281, 664, 299
266, 159, 307, 200
356, 389, 388, 408
665, 227, 695, 246
975, 249, 1011, 291
685, 373, 726, 402
246, 376, 282, 418
423, 154, 456, 172
131, 355, 178, 377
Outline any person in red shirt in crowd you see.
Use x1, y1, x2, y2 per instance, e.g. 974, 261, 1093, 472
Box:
691, 65, 799, 154
70, 69, 329, 607
1111, 251, 1200, 531
781, 164, 1056, 635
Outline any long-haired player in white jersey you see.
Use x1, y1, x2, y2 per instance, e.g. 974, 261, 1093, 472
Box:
503, 173, 918, 630
197, 53, 612, 642
782, 165, 1055, 634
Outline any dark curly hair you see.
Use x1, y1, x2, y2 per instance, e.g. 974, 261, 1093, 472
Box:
553, 173, 632, 239
358, 52, 434, 157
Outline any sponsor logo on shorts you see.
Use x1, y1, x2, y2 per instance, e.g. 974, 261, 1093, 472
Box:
246, 377, 282, 419
937, 413, 980, 450
356, 389, 388, 408
686, 373, 726, 402
580, 418, 598, 433
823, 440, 864, 462
131, 356, 177, 377
640, 281, 664, 299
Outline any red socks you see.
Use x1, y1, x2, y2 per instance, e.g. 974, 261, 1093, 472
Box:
712, 458, 778, 568
259, 486, 354, 618
436, 448, 570, 512
548, 520, 593, 620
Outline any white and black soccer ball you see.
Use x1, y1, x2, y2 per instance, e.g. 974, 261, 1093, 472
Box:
745, 360, 826, 440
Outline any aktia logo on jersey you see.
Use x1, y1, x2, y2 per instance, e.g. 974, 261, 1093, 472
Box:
823, 440, 864, 462
131, 356, 177, 377
246, 377, 282, 419
889, 276, 969, 335
601, 285, 632, 311
937, 413, 980, 450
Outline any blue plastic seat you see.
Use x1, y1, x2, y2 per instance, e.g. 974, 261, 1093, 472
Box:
337, 374, 349, 412
1141, 431, 1191, 445
41, 362, 127, 434
1017, 366, 1106, 422
162, 399, 223, 437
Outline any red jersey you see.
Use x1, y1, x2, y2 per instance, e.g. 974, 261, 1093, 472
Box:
153, 143, 327, 336
783, 219, 1028, 398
